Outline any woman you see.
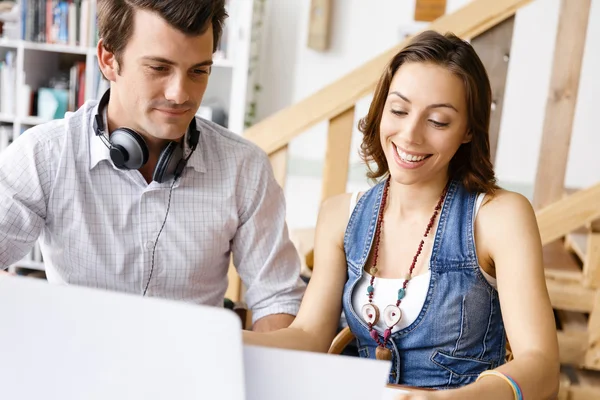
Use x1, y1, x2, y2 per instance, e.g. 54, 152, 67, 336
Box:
245, 30, 559, 399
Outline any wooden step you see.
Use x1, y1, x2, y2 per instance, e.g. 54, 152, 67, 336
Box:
563, 188, 600, 233
556, 310, 589, 367
565, 230, 600, 289
566, 230, 588, 258
560, 365, 600, 400
544, 240, 597, 313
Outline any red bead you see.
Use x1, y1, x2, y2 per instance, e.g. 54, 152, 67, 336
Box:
370, 329, 379, 341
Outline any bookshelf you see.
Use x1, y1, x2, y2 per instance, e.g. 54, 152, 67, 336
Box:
1, 0, 256, 272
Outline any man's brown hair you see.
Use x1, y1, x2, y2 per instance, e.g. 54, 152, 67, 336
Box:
97, 0, 228, 69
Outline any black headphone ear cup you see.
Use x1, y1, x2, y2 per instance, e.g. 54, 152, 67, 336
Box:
109, 145, 128, 168
153, 141, 184, 183
109, 128, 149, 170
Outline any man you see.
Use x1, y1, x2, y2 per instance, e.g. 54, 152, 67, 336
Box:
0, 0, 306, 332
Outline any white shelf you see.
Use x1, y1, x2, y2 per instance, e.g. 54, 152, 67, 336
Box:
21, 116, 51, 126
0, 38, 19, 49
0, 115, 52, 126
0, 114, 15, 123
0, 38, 238, 65
23, 41, 90, 55
0, 39, 91, 55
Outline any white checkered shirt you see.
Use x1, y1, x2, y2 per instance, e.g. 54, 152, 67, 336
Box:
0, 100, 306, 322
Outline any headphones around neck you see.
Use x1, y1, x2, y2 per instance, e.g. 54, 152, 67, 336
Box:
93, 89, 200, 183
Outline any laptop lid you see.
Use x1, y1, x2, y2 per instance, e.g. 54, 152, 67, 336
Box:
243, 344, 393, 400
0, 276, 245, 400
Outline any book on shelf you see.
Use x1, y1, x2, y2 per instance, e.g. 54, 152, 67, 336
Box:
0, 50, 16, 116
20, 0, 97, 48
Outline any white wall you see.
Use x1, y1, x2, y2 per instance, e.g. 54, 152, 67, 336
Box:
255, 0, 600, 229
495, 0, 600, 190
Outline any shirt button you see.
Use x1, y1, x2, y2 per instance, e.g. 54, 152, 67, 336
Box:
145, 241, 155, 250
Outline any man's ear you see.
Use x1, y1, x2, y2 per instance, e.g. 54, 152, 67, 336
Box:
462, 129, 473, 144
97, 38, 119, 82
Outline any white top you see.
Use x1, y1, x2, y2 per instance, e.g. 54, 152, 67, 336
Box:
0, 100, 306, 323
349, 191, 496, 333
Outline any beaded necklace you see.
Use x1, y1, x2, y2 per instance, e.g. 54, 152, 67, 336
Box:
361, 178, 449, 360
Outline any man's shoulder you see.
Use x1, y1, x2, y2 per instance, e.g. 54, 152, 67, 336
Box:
195, 117, 267, 162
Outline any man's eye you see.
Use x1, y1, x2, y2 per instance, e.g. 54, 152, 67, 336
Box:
149, 66, 167, 72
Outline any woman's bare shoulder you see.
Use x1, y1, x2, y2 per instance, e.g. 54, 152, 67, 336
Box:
317, 192, 362, 247
478, 188, 539, 242
480, 189, 533, 216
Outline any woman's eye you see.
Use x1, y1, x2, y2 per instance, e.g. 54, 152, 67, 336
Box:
430, 120, 450, 128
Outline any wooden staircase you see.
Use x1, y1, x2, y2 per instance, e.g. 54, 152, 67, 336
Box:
233, 0, 600, 397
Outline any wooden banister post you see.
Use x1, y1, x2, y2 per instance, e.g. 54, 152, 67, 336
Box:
321, 107, 355, 203
269, 145, 289, 190
533, 0, 592, 209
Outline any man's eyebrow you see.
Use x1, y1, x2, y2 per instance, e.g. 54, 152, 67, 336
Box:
140, 56, 213, 68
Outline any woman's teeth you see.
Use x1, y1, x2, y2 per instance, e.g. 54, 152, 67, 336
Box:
395, 145, 428, 162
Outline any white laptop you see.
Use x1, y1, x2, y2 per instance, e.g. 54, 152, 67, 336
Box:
243, 345, 396, 400
0, 275, 245, 400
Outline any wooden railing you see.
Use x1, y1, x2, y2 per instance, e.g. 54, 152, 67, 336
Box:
537, 184, 600, 245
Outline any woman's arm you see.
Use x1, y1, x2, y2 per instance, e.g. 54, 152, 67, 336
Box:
243, 193, 352, 353
430, 190, 560, 400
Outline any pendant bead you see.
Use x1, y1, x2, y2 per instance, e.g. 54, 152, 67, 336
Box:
397, 288, 405, 300
383, 305, 402, 327
384, 328, 392, 342
370, 329, 379, 341
376, 346, 393, 361
361, 303, 380, 325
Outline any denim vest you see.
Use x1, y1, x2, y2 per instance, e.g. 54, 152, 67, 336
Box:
342, 178, 506, 389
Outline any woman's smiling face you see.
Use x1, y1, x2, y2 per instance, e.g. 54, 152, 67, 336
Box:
379, 61, 472, 186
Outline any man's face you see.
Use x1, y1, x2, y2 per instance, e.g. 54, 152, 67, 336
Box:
101, 9, 213, 144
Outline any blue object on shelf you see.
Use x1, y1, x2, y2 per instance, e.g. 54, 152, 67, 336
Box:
37, 88, 69, 120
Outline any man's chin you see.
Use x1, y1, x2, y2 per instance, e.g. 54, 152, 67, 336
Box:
146, 122, 193, 141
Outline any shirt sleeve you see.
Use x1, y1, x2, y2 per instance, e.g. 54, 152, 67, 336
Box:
231, 148, 306, 323
0, 129, 50, 269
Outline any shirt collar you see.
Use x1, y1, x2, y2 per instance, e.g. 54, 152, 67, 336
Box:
88, 103, 205, 174
89, 101, 112, 170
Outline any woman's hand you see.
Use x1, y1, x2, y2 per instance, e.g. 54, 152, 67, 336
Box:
395, 388, 447, 400
397, 394, 430, 400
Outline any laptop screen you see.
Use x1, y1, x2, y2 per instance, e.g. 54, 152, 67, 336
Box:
0, 276, 245, 400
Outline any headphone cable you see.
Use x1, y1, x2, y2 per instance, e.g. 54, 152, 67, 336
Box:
142, 177, 177, 296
